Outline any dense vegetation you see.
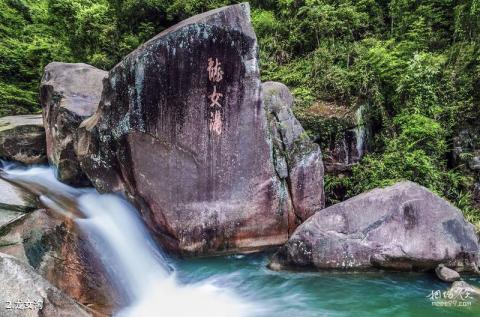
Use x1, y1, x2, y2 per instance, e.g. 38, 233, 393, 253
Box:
1, 0, 479, 227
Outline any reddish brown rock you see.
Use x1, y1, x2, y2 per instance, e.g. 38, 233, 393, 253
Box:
40, 62, 107, 186
0, 208, 118, 315
0, 252, 94, 317
79, 4, 294, 255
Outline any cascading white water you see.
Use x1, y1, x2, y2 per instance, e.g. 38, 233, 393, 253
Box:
1, 164, 255, 317
2, 164, 478, 317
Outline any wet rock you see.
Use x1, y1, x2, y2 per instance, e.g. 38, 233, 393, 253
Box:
0, 114, 47, 165
0, 208, 26, 232
0, 178, 37, 236
0, 209, 118, 315
0, 178, 37, 213
40, 62, 107, 186
449, 281, 480, 299
269, 181, 480, 271
78, 4, 293, 255
435, 264, 461, 282
263, 81, 325, 225
0, 252, 92, 317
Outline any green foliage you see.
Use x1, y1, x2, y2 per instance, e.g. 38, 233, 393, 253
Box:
0, 0, 74, 114
250, 0, 480, 226
1, 0, 479, 226
349, 114, 448, 192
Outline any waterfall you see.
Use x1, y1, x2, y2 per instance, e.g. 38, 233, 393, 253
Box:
1, 164, 254, 317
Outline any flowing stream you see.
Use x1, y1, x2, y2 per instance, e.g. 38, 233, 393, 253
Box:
1, 164, 480, 317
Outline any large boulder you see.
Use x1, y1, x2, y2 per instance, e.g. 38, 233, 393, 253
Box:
0, 252, 93, 317
40, 62, 107, 186
0, 115, 47, 165
0, 208, 118, 315
263, 81, 325, 226
0, 170, 120, 314
269, 181, 480, 271
78, 4, 296, 255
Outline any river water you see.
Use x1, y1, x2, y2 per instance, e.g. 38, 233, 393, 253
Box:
1, 164, 479, 317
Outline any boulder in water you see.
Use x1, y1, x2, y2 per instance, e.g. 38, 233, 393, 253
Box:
269, 181, 480, 271
0, 115, 46, 165
0, 208, 118, 315
435, 264, 461, 282
78, 4, 299, 255
0, 252, 93, 317
435, 264, 460, 283
40, 62, 107, 186
448, 281, 480, 299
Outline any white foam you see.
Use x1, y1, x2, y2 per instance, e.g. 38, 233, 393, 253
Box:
2, 164, 254, 317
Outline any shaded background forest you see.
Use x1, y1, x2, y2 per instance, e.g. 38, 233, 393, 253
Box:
1, 0, 479, 227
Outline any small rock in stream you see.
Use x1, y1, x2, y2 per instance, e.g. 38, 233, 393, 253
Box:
435, 264, 461, 282
449, 280, 480, 299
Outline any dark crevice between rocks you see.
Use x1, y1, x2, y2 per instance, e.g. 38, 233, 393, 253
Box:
0, 201, 37, 214
24, 223, 67, 270
0, 211, 29, 238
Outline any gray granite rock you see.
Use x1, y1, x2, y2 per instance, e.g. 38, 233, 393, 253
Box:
448, 281, 480, 299
0, 252, 92, 317
0, 178, 37, 234
0, 178, 36, 212
435, 264, 461, 282
269, 181, 480, 272
40, 62, 107, 186
0, 115, 46, 165
263, 81, 325, 226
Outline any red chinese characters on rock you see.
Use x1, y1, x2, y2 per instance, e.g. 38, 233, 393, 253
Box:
207, 57, 223, 82
207, 58, 224, 135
